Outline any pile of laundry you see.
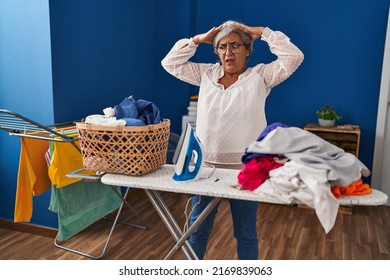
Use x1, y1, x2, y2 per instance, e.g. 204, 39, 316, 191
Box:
85, 95, 162, 126
237, 122, 371, 233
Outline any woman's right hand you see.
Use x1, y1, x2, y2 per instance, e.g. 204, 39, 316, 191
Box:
230, 22, 265, 42
192, 24, 223, 45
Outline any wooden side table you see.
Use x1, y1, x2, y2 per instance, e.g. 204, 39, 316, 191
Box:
304, 123, 361, 158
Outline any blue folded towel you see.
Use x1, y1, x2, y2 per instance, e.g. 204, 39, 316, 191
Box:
114, 96, 138, 120
136, 99, 161, 125
114, 95, 162, 126
121, 118, 145, 126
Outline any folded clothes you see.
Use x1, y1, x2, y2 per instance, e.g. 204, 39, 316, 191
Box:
103, 107, 115, 118
134, 98, 161, 125
85, 114, 126, 126
85, 96, 162, 126
331, 179, 372, 198
114, 95, 162, 125
242, 122, 289, 164
238, 157, 284, 191
120, 118, 145, 126
114, 96, 139, 120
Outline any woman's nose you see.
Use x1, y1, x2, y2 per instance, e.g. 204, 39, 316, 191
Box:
225, 45, 233, 54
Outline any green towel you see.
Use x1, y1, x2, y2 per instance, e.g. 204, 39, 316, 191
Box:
47, 140, 121, 241
49, 181, 122, 241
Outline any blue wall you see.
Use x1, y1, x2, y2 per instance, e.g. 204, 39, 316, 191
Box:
185, 0, 390, 177
0, 0, 389, 228
0, 0, 58, 227
49, 0, 192, 134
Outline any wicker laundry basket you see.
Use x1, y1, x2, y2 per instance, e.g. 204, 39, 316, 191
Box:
76, 119, 170, 176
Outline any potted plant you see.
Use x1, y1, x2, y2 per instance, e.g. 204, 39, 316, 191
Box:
316, 104, 342, 127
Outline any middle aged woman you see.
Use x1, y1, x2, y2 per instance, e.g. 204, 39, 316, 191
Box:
161, 20, 304, 259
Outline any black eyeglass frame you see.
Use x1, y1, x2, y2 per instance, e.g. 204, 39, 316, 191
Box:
215, 42, 247, 55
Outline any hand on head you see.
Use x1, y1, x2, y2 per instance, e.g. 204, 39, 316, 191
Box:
193, 21, 265, 45
192, 24, 224, 45
227, 21, 265, 42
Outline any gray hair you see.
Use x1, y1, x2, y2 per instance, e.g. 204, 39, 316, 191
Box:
213, 22, 253, 55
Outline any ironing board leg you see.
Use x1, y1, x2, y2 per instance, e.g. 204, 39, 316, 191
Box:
145, 190, 197, 260
54, 187, 148, 259
164, 196, 221, 260
108, 186, 149, 230
144, 189, 221, 260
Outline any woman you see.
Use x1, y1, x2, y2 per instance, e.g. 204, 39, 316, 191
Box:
161, 21, 304, 259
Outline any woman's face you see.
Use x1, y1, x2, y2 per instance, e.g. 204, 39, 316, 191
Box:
216, 32, 250, 75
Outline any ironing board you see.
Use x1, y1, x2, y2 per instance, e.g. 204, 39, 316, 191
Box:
0, 109, 148, 259
101, 164, 388, 260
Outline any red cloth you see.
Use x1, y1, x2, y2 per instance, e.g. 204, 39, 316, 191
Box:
237, 157, 284, 191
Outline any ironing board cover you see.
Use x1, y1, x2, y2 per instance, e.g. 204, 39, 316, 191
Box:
102, 164, 388, 206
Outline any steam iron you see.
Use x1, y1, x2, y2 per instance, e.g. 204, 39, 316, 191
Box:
172, 123, 204, 181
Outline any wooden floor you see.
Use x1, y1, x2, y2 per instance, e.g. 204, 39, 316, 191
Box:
0, 189, 389, 260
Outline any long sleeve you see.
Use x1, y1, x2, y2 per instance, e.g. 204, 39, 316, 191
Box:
161, 38, 214, 86
258, 28, 304, 89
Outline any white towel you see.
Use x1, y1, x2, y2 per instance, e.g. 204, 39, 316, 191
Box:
85, 114, 126, 126
255, 160, 339, 233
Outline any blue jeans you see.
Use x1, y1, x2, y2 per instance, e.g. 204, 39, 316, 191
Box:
188, 195, 259, 260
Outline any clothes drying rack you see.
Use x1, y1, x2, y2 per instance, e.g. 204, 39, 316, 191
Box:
0, 109, 148, 259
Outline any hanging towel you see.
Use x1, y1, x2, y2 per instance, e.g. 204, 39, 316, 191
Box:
48, 136, 95, 188
48, 141, 122, 241
49, 181, 122, 241
14, 138, 52, 222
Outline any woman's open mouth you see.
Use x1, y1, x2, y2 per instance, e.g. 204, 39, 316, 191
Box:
225, 58, 235, 65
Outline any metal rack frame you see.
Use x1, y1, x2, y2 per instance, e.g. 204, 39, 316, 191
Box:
0, 109, 80, 151
0, 109, 148, 259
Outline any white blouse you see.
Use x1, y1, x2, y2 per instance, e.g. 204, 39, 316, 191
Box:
161, 27, 304, 165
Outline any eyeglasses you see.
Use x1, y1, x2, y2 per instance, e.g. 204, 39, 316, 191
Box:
215, 42, 246, 55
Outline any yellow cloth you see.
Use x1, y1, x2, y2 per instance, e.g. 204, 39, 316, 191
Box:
14, 128, 95, 223
14, 138, 51, 222
48, 140, 84, 188
14, 129, 85, 222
